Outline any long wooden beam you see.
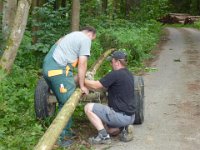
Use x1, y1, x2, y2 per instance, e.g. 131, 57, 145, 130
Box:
34, 48, 115, 150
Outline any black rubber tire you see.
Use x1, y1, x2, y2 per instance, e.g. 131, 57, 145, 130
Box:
133, 76, 144, 124
34, 78, 56, 119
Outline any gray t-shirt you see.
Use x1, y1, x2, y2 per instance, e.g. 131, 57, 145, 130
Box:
53, 31, 91, 66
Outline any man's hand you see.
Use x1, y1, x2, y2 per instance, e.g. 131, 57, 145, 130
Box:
86, 71, 95, 80
81, 86, 89, 95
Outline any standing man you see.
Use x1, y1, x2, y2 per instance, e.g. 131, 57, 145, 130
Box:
43, 26, 96, 147
84, 50, 135, 144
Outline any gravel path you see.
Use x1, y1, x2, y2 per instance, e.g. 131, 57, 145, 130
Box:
95, 27, 200, 150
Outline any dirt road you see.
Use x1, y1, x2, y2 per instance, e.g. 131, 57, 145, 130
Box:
96, 27, 200, 150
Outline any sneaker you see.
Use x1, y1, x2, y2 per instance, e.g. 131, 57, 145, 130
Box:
57, 139, 73, 148
119, 125, 134, 142
89, 134, 111, 145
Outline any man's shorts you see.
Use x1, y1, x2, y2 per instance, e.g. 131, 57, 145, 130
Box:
92, 103, 135, 128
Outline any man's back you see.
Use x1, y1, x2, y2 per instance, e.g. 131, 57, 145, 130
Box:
53, 31, 91, 66
100, 68, 136, 115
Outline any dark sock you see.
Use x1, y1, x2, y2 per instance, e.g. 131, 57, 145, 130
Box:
120, 126, 126, 131
98, 129, 108, 137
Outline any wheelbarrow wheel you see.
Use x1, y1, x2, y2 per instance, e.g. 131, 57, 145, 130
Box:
34, 78, 56, 119
133, 76, 144, 124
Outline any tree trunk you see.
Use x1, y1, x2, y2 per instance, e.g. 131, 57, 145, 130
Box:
125, 0, 133, 17
2, 0, 17, 43
133, 0, 140, 6
71, 0, 80, 31
102, 0, 108, 14
61, 0, 67, 8
34, 49, 115, 150
0, 1, 3, 13
112, 0, 117, 19
0, 1, 2, 43
191, 0, 200, 15
54, 0, 64, 9
38, 0, 46, 6
0, 0, 32, 74
31, 0, 38, 44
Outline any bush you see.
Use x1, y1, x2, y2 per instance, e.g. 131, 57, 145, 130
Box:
99, 20, 162, 66
30, 1, 71, 52
193, 20, 200, 29
0, 66, 44, 149
132, 0, 169, 21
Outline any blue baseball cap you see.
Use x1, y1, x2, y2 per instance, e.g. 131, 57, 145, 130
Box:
107, 50, 127, 61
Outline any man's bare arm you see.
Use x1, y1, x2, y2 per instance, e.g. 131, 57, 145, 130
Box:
85, 79, 104, 90
78, 56, 89, 94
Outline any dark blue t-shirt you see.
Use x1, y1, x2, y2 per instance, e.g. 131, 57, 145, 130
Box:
100, 68, 136, 115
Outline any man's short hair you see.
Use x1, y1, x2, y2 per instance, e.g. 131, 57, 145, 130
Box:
81, 26, 96, 35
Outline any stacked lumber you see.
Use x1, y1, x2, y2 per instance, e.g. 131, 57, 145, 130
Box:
158, 13, 200, 24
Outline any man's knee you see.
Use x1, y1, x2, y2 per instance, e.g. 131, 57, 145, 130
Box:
84, 103, 94, 114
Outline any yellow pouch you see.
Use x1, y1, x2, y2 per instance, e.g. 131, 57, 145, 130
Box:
48, 70, 63, 77
60, 84, 67, 93
66, 66, 70, 76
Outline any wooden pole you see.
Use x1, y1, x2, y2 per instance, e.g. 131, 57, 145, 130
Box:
34, 48, 115, 150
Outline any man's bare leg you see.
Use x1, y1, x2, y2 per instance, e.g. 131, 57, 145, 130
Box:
84, 103, 104, 130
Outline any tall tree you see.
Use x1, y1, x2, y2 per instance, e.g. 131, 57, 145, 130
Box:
0, 1, 3, 13
71, 0, 80, 31
31, 0, 38, 44
54, 0, 67, 9
102, 0, 108, 14
2, 0, 17, 43
61, 0, 67, 8
0, 0, 32, 74
191, 0, 200, 15
125, 0, 134, 17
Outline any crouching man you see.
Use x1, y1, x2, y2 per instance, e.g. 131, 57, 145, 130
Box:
84, 50, 136, 144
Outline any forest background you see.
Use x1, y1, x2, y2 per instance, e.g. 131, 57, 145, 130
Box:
1, 0, 200, 149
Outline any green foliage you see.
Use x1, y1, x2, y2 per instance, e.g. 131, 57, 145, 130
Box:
190, 0, 200, 15
0, 66, 44, 149
80, 0, 101, 18
132, 0, 169, 21
193, 20, 200, 29
98, 20, 162, 69
30, 0, 70, 52
168, 0, 200, 15
0, 11, 3, 55
73, 103, 87, 122
15, 31, 45, 70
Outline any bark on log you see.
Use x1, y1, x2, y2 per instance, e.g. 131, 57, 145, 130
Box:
2, 0, 17, 42
184, 16, 200, 24
158, 13, 200, 24
34, 48, 115, 150
71, 0, 80, 31
0, 0, 31, 74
